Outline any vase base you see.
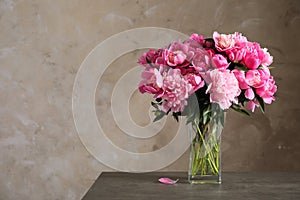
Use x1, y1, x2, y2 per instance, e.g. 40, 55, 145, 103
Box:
188, 174, 221, 184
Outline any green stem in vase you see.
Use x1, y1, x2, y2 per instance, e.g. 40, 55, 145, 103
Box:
190, 117, 221, 176
197, 123, 219, 174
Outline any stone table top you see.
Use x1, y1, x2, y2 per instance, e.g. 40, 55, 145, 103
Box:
82, 172, 300, 200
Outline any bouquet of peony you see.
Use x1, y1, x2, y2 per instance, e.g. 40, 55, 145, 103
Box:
137, 32, 277, 183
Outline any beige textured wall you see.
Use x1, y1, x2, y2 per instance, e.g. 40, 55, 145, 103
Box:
1, 0, 299, 199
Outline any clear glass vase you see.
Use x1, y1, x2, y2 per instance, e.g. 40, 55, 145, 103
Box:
188, 104, 225, 184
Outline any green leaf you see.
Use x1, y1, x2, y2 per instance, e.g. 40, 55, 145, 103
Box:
151, 101, 158, 109
231, 104, 250, 116
220, 112, 225, 127
186, 114, 194, 125
172, 112, 180, 122
145, 56, 153, 67
203, 113, 208, 125
153, 110, 166, 122
256, 96, 265, 113
234, 64, 248, 71
155, 98, 162, 103
257, 65, 275, 70
203, 109, 210, 117
240, 108, 250, 116
201, 105, 211, 124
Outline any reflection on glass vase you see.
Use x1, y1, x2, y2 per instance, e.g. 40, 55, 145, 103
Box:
188, 103, 225, 184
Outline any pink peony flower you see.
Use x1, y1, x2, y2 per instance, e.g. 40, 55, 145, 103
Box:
164, 42, 193, 67
226, 46, 246, 62
184, 37, 204, 53
138, 49, 165, 67
243, 53, 261, 70
261, 65, 271, 76
239, 42, 266, 70
245, 70, 268, 88
206, 49, 215, 57
192, 49, 210, 72
161, 68, 192, 113
184, 73, 205, 94
138, 32, 277, 117
189, 33, 205, 45
138, 67, 164, 98
204, 40, 215, 49
232, 32, 248, 43
261, 48, 273, 67
255, 76, 277, 104
213, 32, 235, 52
138, 52, 149, 66
245, 99, 259, 112
232, 69, 248, 89
212, 54, 230, 69
203, 69, 241, 109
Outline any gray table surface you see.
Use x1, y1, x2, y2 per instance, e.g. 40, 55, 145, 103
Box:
82, 172, 300, 200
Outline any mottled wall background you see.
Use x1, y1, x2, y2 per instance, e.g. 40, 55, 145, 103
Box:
1, 0, 299, 199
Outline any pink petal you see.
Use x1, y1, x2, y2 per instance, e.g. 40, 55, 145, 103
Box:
158, 177, 179, 185
245, 88, 255, 100
154, 69, 163, 88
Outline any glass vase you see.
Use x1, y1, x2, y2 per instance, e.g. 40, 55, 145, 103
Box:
188, 103, 225, 184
